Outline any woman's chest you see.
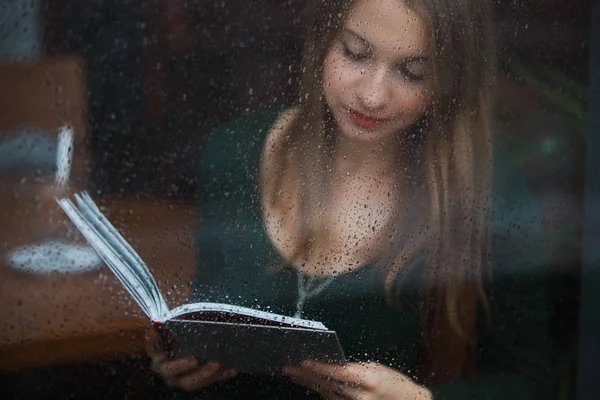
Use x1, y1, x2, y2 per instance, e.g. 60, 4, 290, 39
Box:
204, 209, 423, 371
263, 177, 398, 271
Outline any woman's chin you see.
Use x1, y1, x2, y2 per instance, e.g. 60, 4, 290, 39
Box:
338, 124, 397, 145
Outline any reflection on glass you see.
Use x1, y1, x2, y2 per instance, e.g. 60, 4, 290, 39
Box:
0, 0, 590, 399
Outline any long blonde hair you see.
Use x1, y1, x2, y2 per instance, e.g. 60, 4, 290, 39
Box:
263, 0, 496, 383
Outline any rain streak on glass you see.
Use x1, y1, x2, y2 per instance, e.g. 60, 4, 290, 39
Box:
0, 0, 592, 399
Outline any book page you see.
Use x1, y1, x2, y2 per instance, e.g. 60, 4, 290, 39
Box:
76, 192, 168, 316
56, 192, 169, 321
168, 302, 327, 330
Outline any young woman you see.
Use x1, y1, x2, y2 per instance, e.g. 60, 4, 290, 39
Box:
147, 0, 552, 398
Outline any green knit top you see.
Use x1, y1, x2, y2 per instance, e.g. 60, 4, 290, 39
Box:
190, 107, 553, 399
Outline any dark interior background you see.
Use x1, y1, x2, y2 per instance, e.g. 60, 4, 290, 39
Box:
45, 0, 307, 200
0, 0, 591, 398
43, 0, 590, 200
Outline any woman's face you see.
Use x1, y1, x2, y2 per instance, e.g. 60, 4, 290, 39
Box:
323, 0, 433, 144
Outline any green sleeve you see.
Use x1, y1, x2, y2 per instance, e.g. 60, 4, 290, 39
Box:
429, 149, 554, 399
191, 107, 282, 300
195, 107, 282, 208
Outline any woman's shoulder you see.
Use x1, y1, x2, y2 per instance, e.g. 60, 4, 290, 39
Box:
200, 106, 297, 163
197, 106, 300, 190
207, 106, 298, 145
262, 106, 300, 165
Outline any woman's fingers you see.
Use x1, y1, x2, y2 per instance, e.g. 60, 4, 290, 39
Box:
215, 368, 238, 383
284, 365, 346, 398
146, 327, 165, 357
145, 327, 161, 351
167, 362, 238, 391
146, 327, 171, 372
284, 365, 367, 400
145, 327, 238, 391
157, 358, 198, 379
166, 362, 219, 390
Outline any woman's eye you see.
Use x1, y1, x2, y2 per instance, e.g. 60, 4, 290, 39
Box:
397, 64, 425, 83
342, 43, 368, 61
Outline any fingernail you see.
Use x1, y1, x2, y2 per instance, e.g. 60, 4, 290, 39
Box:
282, 366, 295, 375
205, 362, 219, 371
225, 368, 237, 378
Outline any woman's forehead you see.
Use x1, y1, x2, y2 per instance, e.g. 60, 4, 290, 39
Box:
344, 0, 431, 58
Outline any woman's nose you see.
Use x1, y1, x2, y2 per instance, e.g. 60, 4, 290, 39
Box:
356, 68, 391, 112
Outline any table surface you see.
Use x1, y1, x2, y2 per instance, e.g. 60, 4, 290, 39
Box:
0, 179, 198, 372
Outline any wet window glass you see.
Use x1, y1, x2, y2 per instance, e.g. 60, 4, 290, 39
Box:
0, 0, 594, 399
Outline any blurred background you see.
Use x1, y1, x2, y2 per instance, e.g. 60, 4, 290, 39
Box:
0, 0, 593, 398
24, 0, 591, 201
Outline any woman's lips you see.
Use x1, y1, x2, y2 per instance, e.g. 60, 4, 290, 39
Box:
347, 109, 388, 129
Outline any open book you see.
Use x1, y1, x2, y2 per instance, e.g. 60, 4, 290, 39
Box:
56, 192, 345, 374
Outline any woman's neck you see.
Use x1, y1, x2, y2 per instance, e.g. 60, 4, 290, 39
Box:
333, 134, 399, 178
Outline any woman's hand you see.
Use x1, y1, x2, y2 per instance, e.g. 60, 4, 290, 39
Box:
146, 326, 237, 391
283, 361, 432, 400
